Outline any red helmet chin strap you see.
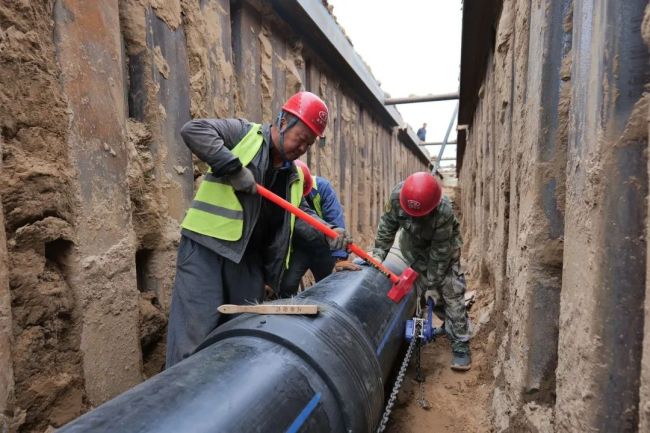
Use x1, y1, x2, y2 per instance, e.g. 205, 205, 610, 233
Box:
275, 111, 298, 164
282, 91, 329, 138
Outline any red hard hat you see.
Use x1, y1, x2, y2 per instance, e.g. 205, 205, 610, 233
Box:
399, 172, 442, 217
294, 160, 313, 196
282, 91, 328, 138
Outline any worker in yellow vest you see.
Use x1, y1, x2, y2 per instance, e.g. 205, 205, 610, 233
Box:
166, 92, 349, 367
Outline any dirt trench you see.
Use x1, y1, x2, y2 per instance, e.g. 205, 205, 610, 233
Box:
0, 1, 431, 431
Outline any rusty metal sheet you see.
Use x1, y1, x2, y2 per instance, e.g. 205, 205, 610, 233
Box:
54, 0, 130, 250
231, 3, 262, 119
147, 11, 194, 221
54, 0, 142, 405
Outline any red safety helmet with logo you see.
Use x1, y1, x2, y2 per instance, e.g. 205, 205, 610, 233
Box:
282, 91, 329, 137
294, 160, 314, 196
399, 172, 442, 217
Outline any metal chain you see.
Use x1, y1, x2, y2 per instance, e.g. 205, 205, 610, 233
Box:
417, 381, 432, 410
413, 335, 431, 409
415, 337, 423, 383
375, 322, 420, 433
375, 289, 435, 432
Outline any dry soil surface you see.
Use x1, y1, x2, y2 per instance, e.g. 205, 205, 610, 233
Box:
387, 287, 494, 433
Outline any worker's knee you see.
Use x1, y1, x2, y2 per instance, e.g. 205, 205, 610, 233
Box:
440, 265, 466, 298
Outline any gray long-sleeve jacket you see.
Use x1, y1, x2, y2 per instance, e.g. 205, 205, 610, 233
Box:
180, 118, 326, 289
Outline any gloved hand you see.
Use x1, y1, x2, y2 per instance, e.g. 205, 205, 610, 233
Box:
334, 259, 362, 272
228, 166, 256, 194
328, 227, 351, 251
424, 289, 440, 305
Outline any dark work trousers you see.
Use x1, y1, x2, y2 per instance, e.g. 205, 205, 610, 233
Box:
278, 240, 336, 298
165, 236, 265, 367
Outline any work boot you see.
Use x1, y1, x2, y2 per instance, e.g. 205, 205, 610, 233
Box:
450, 341, 471, 371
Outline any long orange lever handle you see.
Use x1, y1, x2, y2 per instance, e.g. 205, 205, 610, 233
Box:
256, 184, 399, 283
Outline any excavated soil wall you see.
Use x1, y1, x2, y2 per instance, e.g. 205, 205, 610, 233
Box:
0, 1, 428, 431
460, 0, 650, 431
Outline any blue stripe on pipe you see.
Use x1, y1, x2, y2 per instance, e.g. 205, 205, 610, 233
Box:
286, 392, 321, 433
375, 294, 411, 356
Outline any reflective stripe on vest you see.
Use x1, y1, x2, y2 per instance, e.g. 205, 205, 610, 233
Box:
180, 124, 263, 241
311, 178, 323, 219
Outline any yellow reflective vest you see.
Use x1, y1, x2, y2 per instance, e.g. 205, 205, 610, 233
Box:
310, 178, 323, 219
181, 123, 304, 266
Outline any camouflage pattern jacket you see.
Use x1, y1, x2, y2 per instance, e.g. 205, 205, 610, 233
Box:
372, 181, 462, 288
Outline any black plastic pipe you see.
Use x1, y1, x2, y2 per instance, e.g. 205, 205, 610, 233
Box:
59, 250, 416, 433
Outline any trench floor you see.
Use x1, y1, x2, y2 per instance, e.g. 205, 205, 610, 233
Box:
387, 284, 494, 433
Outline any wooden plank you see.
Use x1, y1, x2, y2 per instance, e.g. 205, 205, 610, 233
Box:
218, 304, 319, 315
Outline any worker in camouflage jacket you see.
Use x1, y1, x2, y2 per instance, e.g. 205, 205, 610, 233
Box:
372, 172, 471, 371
